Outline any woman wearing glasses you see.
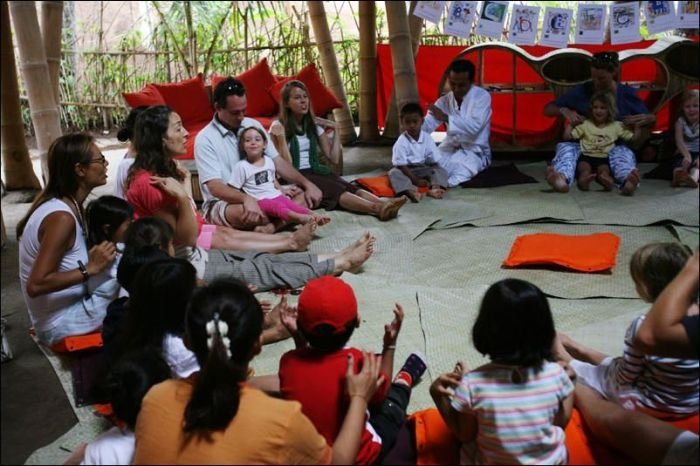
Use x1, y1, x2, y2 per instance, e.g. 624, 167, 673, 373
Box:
126, 105, 375, 291
17, 133, 119, 346
544, 51, 656, 195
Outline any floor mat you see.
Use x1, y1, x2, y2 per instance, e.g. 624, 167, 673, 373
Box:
669, 225, 700, 249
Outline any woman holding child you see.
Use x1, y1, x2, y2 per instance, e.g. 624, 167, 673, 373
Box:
269, 80, 407, 220
18, 133, 119, 346
125, 105, 375, 291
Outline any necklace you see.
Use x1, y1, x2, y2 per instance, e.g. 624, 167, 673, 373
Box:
67, 195, 87, 240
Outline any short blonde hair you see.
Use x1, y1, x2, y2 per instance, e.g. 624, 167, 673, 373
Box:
629, 242, 692, 300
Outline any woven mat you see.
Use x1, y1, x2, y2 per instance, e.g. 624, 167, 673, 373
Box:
669, 225, 700, 249
407, 224, 677, 299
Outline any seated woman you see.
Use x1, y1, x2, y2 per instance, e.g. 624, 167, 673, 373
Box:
133, 278, 383, 464
125, 106, 375, 291
269, 80, 407, 220
18, 133, 119, 346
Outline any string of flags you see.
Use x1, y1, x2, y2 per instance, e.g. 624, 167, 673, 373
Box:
414, 1, 699, 48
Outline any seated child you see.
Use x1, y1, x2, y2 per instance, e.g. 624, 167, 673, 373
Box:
228, 126, 330, 226
65, 348, 170, 465
430, 279, 575, 465
556, 242, 699, 419
564, 90, 642, 191
278, 276, 427, 465
672, 89, 699, 188
389, 102, 448, 202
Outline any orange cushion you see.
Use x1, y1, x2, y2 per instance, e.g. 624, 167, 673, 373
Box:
354, 174, 429, 198
409, 408, 461, 466
503, 232, 621, 272
122, 84, 165, 108
152, 74, 213, 127
51, 332, 103, 352
212, 59, 279, 117
269, 63, 343, 117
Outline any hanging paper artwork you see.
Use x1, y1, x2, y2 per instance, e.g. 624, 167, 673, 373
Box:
540, 7, 573, 48
414, 1, 446, 24
476, 1, 508, 40
677, 1, 700, 29
644, 1, 677, 34
445, 1, 478, 38
610, 2, 641, 44
508, 5, 540, 45
575, 4, 607, 44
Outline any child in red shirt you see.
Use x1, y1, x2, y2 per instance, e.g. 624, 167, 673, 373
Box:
278, 276, 427, 464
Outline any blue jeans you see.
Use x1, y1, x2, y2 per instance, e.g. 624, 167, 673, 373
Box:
36, 278, 119, 346
551, 142, 637, 188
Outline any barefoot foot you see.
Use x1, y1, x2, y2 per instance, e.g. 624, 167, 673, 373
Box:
290, 222, 316, 251
577, 173, 596, 191
336, 235, 375, 273
427, 187, 446, 199
596, 172, 615, 191
546, 166, 570, 193
402, 190, 422, 203
620, 169, 640, 196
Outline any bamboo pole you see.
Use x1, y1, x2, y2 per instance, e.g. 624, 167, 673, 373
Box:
39, 1, 63, 107
358, 1, 379, 141
383, 0, 423, 138
152, 1, 192, 76
184, 2, 197, 75
202, 1, 234, 77
384, 0, 420, 135
1, 1, 41, 191
9, 1, 62, 183
307, 0, 356, 144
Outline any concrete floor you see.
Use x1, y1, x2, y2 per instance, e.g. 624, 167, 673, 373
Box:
0, 137, 552, 464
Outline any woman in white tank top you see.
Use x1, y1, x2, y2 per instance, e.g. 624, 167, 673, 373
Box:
17, 133, 119, 346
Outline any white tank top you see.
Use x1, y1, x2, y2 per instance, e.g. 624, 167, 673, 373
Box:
19, 198, 90, 333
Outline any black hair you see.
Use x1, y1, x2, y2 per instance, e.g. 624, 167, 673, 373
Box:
298, 320, 357, 352
105, 347, 170, 429
116, 247, 171, 294
472, 279, 555, 373
630, 242, 693, 300
113, 258, 197, 362
399, 102, 424, 120
448, 59, 476, 80
85, 195, 134, 247
128, 105, 182, 187
213, 77, 246, 109
591, 51, 620, 73
117, 106, 149, 142
17, 133, 96, 238
123, 217, 174, 253
183, 278, 263, 433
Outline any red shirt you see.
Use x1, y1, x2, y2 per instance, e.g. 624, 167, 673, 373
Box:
279, 346, 390, 465
125, 170, 204, 236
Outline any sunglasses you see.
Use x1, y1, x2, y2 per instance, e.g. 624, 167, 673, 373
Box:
84, 154, 107, 166
222, 81, 244, 93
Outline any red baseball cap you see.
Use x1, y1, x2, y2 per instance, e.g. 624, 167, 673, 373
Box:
297, 276, 358, 336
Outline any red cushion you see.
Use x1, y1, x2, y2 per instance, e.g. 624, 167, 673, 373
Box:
269, 64, 343, 117
354, 175, 429, 198
151, 74, 213, 127
122, 84, 165, 108
212, 59, 279, 117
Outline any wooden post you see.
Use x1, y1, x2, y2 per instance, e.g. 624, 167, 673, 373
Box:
1, 1, 41, 191
9, 1, 62, 183
39, 1, 63, 107
358, 1, 379, 142
383, 0, 422, 139
385, 0, 420, 129
307, 0, 357, 144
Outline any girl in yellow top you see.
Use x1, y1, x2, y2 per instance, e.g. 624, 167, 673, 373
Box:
564, 91, 642, 192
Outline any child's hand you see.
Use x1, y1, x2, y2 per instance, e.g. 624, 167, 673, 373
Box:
345, 351, 384, 402
682, 155, 692, 169
383, 303, 404, 348
258, 298, 273, 314
429, 369, 462, 400
278, 296, 299, 334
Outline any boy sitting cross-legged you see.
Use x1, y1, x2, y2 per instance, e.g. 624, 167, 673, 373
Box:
388, 102, 449, 202
278, 276, 427, 465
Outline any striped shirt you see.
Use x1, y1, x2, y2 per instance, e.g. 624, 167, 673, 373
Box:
451, 362, 574, 465
613, 315, 699, 417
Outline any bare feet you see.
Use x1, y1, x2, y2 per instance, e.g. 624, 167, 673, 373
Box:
621, 169, 640, 196
334, 233, 375, 274
290, 222, 316, 251
427, 187, 447, 199
312, 214, 332, 225
577, 173, 596, 191
672, 169, 699, 188
254, 223, 276, 234
402, 190, 423, 203
596, 172, 615, 191
381, 196, 408, 220
546, 166, 570, 193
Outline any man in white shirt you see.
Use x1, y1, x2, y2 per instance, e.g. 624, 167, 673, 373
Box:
422, 59, 492, 187
195, 78, 322, 232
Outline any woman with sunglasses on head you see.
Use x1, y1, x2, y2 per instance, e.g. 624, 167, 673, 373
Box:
17, 133, 118, 346
544, 51, 656, 195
